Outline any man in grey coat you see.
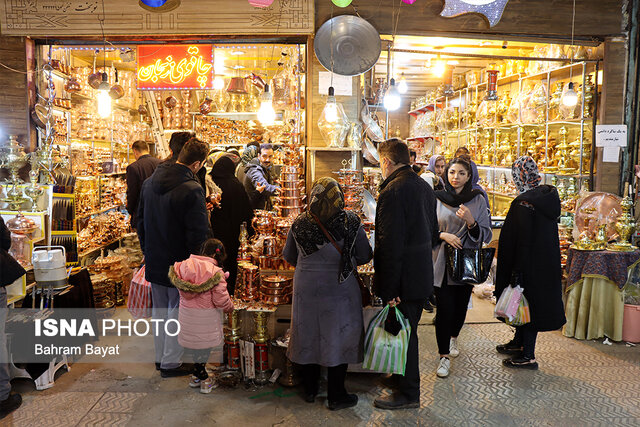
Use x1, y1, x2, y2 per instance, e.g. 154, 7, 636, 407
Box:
373, 138, 439, 410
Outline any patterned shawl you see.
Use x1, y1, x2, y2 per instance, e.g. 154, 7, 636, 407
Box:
291, 177, 361, 283
512, 156, 542, 194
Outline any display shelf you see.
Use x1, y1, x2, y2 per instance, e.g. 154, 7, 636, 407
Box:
78, 236, 124, 259
306, 146, 361, 152
76, 204, 124, 220
53, 192, 75, 199
409, 103, 442, 117
406, 136, 435, 143
50, 69, 69, 80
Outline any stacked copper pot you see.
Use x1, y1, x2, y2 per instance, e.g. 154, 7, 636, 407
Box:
274, 145, 306, 219
236, 262, 260, 301
335, 167, 365, 219
260, 274, 292, 305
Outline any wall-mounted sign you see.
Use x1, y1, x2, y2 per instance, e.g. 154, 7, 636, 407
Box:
440, 0, 510, 27
137, 45, 214, 90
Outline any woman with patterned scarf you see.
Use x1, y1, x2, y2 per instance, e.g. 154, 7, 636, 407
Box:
283, 177, 373, 410
494, 156, 566, 370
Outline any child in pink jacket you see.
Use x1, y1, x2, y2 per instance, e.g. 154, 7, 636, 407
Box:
169, 239, 234, 393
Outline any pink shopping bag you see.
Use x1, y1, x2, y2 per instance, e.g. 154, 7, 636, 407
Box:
127, 266, 152, 319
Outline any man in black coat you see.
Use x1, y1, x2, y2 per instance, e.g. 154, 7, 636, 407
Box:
126, 140, 161, 229
0, 218, 23, 417
373, 138, 439, 410
137, 138, 210, 377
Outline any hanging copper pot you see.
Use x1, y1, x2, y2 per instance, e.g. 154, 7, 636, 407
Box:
226, 77, 247, 94
109, 68, 125, 100
88, 53, 103, 89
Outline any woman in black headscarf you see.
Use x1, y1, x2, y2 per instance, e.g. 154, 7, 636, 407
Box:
283, 177, 372, 411
209, 155, 254, 294
494, 156, 565, 370
431, 157, 493, 379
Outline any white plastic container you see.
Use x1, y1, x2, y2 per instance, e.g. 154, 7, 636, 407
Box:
32, 246, 68, 289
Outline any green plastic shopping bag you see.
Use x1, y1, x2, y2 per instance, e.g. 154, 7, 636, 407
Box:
362, 305, 412, 375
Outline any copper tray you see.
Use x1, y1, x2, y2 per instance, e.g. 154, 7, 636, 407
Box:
574, 192, 622, 241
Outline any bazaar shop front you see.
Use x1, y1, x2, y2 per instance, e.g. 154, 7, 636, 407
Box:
0, 0, 636, 389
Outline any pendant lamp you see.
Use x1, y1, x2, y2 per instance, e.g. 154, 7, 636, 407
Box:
257, 84, 276, 126
383, 79, 401, 111
332, 0, 353, 6
401, 0, 417, 4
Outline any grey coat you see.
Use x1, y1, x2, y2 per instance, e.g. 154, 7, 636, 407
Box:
433, 194, 492, 287
283, 226, 373, 366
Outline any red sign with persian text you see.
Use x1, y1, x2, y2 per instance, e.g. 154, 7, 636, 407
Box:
137, 44, 214, 90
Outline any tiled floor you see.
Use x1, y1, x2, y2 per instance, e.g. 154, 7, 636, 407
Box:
2, 320, 640, 426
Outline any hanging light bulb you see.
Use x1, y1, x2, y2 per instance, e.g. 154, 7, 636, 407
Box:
331, 0, 352, 6
96, 72, 111, 118
322, 87, 339, 122
384, 78, 401, 111
213, 76, 225, 90
257, 84, 276, 126
433, 57, 446, 77
397, 74, 408, 94
562, 82, 579, 107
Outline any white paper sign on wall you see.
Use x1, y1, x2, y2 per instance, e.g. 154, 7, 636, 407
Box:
596, 125, 627, 147
319, 72, 353, 96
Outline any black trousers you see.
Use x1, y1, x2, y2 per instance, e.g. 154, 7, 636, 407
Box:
392, 299, 424, 402
434, 283, 473, 355
301, 363, 348, 402
513, 324, 538, 359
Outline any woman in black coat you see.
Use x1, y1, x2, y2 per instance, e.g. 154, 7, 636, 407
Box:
210, 156, 254, 295
494, 156, 566, 370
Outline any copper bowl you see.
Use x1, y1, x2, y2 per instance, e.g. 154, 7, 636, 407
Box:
280, 165, 301, 174
277, 206, 305, 217
278, 180, 305, 189
261, 294, 291, 305
261, 275, 293, 289
260, 285, 292, 296
275, 196, 306, 207
278, 187, 305, 198
280, 172, 300, 181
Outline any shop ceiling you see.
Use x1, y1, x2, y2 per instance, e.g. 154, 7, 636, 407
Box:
373, 34, 600, 98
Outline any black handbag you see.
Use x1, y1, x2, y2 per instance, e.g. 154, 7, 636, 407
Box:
445, 245, 495, 285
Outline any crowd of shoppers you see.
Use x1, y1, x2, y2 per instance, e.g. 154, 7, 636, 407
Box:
124, 134, 563, 412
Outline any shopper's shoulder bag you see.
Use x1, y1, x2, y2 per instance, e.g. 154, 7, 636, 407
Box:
311, 213, 372, 307
445, 223, 495, 285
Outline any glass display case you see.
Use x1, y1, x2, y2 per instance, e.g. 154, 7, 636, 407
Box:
410, 61, 598, 218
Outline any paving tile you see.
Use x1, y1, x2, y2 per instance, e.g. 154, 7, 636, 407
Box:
77, 412, 133, 427
90, 392, 147, 413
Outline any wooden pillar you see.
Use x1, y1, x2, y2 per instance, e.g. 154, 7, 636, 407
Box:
595, 38, 627, 194
0, 36, 30, 148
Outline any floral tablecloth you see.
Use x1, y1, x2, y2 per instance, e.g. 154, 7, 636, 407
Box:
566, 249, 640, 290
564, 248, 640, 341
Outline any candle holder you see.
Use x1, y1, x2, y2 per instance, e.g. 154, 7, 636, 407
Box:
224, 309, 243, 370
608, 193, 637, 252
252, 310, 272, 385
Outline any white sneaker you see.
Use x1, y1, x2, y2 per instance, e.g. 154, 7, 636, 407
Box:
436, 357, 450, 378
188, 375, 201, 388
450, 337, 460, 358
200, 377, 217, 394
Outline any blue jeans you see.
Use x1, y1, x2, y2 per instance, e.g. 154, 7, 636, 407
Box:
0, 287, 10, 400
151, 284, 183, 369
